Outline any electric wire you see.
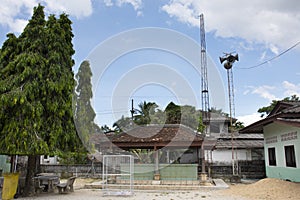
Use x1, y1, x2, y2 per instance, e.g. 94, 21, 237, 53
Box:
237, 41, 300, 69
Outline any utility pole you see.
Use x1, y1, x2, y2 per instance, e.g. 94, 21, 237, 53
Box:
219, 53, 239, 177
130, 99, 135, 121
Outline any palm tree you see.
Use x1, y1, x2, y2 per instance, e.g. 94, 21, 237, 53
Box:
134, 101, 158, 125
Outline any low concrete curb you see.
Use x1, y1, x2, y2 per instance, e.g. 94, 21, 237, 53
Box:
84, 179, 229, 190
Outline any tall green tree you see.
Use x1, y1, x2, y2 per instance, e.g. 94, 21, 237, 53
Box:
135, 101, 158, 125
181, 105, 199, 129
258, 95, 300, 117
75, 60, 99, 152
0, 5, 82, 196
165, 102, 181, 124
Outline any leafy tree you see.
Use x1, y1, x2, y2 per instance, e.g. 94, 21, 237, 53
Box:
181, 105, 199, 129
233, 121, 245, 130
165, 102, 181, 124
101, 125, 113, 133
209, 107, 228, 116
149, 108, 166, 124
134, 101, 158, 125
258, 95, 300, 117
0, 5, 82, 196
75, 60, 99, 152
113, 115, 132, 133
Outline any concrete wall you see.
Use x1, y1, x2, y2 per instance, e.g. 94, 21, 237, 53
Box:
211, 160, 266, 180
40, 164, 103, 177
212, 149, 252, 163
121, 164, 198, 180
41, 163, 198, 180
0, 155, 10, 173
264, 123, 300, 182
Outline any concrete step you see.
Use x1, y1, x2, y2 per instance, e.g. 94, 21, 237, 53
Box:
84, 179, 229, 191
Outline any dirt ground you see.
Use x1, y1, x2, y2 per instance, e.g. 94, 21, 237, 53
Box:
219, 178, 300, 200
19, 178, 300, 200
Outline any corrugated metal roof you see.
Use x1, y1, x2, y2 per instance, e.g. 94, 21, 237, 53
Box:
218, 133, 264, 139
215, 139, 264, 149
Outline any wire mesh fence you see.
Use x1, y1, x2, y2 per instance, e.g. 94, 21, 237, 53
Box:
102, 155, 134, 196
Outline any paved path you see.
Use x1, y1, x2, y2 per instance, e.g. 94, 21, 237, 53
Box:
19, 189, 249, 200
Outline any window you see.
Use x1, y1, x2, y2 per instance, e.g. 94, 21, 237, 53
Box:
210, 122, 220, 133
285, 145, 296, 167
268, 147, 276, 166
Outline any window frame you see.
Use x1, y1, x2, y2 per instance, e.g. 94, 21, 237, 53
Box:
284, 145, 297, 168
268, 147, 276, 166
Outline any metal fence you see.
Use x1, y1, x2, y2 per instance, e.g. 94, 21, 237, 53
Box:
102, 155, 134, 196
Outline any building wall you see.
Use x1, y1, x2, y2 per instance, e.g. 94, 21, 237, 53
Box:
212, 149, 253, 164
211, 160, 266, 180
40, 155, 59, 165
0, 155, 10, 173
264, 123, 300, 182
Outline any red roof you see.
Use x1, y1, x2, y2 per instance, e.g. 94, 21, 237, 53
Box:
95, 124, 204, 149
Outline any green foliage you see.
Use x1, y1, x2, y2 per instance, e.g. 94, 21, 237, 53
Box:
135, 101, 158, 125
181, 105, 199, 129
113, 115, 132, 133
197, 114, 205, 133
57, 151, 88, 165
257, 95, 300, 117
74, 60, 99, 153
165, 102, 181, 124
233, 121, 245, 130
0, 5, 81, 155
112, 101, 206, 131
101, 125, 113, 133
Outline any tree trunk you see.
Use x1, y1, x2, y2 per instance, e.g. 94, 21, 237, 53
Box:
23, 155, 39, 197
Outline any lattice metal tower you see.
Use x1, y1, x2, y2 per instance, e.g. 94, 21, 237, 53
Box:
199, 14, 211, 180
200, 14, 210, 136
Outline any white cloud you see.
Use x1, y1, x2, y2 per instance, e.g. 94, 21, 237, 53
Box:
104, 0, 114, 7
45, 0, 93, 19
260, 51, 267, 61
0, 0, 145, 33
251, 85, 277, 101
0, 0, 93, 33
245, 81, 300, 104
0, 0, 38, 33
282, 81, 300, 97
237, 113, 262, 126
104, 0, 143, 12
161, 0, 300, 51
119, 0, 142, 11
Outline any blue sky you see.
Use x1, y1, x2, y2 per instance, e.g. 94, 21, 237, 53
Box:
1, 0, 300, 128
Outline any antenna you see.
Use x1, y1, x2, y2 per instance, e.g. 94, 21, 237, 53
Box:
199, 13, 210, 182
200, 13, 210, 136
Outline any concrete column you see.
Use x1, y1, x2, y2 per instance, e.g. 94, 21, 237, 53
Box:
154, 146, 160, 180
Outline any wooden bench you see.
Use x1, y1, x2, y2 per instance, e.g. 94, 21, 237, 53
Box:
56, 176, 76, 194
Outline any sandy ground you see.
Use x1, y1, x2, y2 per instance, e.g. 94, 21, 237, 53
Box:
18, 178, 300, 200
220, 178, 300, 200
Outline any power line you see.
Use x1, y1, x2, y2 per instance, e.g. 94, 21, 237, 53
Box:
237, 41, 300, 70
95, 110, 129, 115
